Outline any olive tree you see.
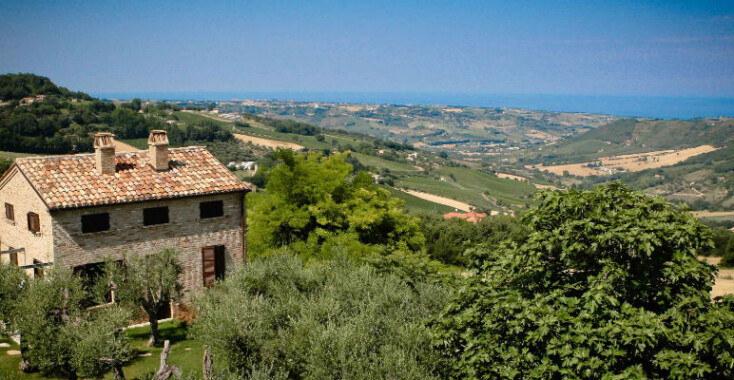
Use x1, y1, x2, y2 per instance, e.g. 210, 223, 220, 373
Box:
11, 267, 86, 377
98, 248, 183, 347
0, 261, 25, 324
191, 254, 449, 379
433, 183, 734, 379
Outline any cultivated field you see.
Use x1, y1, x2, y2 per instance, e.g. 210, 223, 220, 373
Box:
692, 210, 734, 218
496, 172, 528, 181
234, 134, 304, 150
533, 145, 718, 177
395, 188, 473, 212
700, 256, 734, 298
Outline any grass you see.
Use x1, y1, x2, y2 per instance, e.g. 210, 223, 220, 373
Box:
0, 151, 37, 160
0, 320, 203, 380
352, 153, 419, 172
119, 138, 148, 150
382, 185, 455, 215
395, 167, 536, 212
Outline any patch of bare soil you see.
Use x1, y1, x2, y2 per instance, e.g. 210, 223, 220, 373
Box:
533, 145, 719, 177
234, 134, 304, 150
396, 188, 473, 212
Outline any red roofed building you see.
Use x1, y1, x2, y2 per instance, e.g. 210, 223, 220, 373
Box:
0, 131, 252, 296
443, 211, 487, 224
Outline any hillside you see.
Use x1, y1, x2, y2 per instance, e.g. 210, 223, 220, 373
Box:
182, 100, 618, 158
525, 117, 734, 165
0, 74, 268, 164
180, 110, 539, 215
505, 117, 734, 213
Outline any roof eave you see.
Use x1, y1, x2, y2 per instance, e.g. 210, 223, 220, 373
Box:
48, 187, 251, 212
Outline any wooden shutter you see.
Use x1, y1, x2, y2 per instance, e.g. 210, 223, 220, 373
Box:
27, 212, 40, 233
202, 246, 216, 287
9, 251, 18, 265
33, 259, 44, 278
5, 203, 14, 221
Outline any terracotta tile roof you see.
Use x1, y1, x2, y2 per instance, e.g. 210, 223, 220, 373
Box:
14, 147, 251, 210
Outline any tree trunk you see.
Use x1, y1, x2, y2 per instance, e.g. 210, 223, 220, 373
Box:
112, 363, 125, 380
147, 315, 159, 347
101, 358, 125, 380
18, 335, 34, 373
154, 340, 180, 380
203, 349, 213, 380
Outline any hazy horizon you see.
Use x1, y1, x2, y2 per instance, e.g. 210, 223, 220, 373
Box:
89, 90, 734, 120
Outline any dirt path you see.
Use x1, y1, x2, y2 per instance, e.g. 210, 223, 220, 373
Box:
234, 134, 304, 150
396, 188, 473, 212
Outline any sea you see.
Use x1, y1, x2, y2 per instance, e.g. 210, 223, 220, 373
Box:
90, 91, 734, 120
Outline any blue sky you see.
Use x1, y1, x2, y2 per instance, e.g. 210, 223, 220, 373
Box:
1, 0, 733, 97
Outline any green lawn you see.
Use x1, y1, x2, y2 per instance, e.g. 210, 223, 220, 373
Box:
0, 320, 203, 380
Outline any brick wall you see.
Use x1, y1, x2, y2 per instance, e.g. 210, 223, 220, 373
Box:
51, 192, 247, 294
0, 168, 54, 274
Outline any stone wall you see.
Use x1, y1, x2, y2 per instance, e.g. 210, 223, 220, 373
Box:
51, 192, 247, 294
0, 168, 54, 274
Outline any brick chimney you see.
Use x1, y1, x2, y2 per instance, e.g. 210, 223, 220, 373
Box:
148, 130, 169, 171
93, 133, 116, 175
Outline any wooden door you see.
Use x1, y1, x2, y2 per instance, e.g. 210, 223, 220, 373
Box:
202, 245, 225, 287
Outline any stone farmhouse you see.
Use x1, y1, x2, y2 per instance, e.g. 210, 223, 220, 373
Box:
0, 130, 251, 296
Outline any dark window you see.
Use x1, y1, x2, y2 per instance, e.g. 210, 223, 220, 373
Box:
81, 213, 110, 233
202, 245, 225, 287
27, 212, 40, 233
33, 259, 44, 278
74, 262, 112, 307
9, 250, 18, 266
5, 203, 14, 221
200, 200, 224, 219
143, 206, 169, 226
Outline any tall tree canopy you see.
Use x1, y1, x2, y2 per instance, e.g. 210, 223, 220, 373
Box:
247, 149, 424, 259
433, 183, 734, 379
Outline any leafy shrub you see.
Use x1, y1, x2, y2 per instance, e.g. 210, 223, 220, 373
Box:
190, 254, 449, 379
433, 184, 734, 378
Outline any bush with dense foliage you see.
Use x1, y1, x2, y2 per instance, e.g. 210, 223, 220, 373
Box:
190, 254, 450, 379
247, 149, 424, 259
432, 183, 734, 379
421, 214, 529, 266
3, 267, 134, 379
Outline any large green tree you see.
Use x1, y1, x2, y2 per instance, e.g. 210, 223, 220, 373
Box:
247, 149, 424, 258
96, 248, 183, 347
433, 183, 734, 379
